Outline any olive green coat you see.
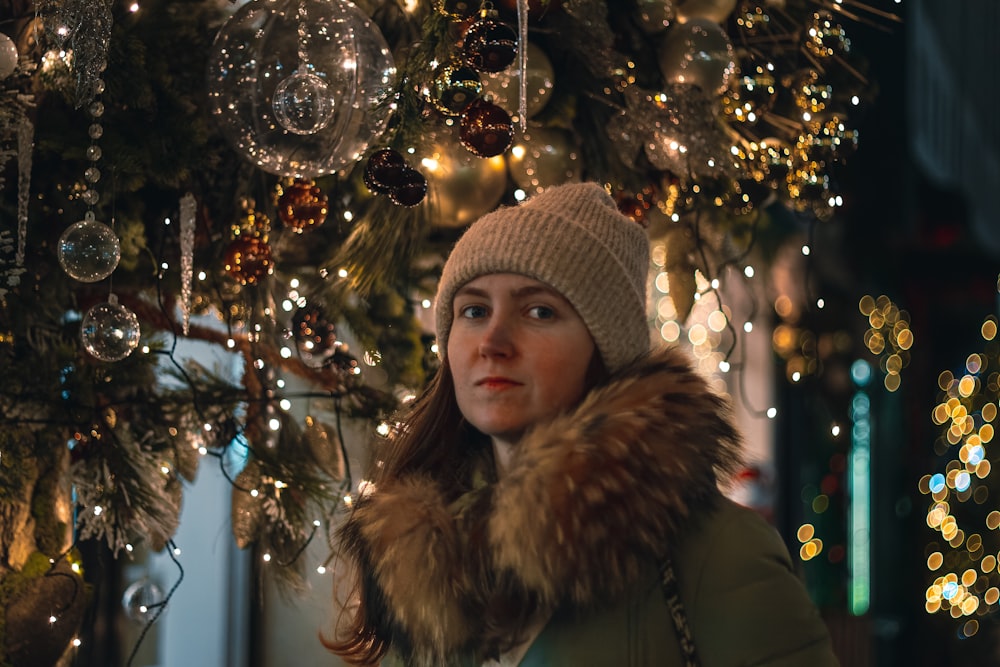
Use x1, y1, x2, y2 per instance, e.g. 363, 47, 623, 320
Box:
340, 347, 839, 666
519, 497, 838, 666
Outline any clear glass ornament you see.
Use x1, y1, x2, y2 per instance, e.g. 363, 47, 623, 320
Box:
88, 123, 103, 140
478, 42, 554, 120
81, 297, 141, 362
121, 578, 164, 623
206, 0, 397, 178
657, 18, 735, 94
272, 69, 336, 135
58, 216, 121, 282
0, 32, 17, 80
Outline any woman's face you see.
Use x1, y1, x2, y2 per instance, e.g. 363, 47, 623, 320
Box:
447, 273, 597, 449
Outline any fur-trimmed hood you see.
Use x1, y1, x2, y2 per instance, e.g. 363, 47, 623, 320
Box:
338, 346, 744, 665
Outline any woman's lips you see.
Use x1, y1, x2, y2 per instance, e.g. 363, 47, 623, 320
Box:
476, 377, 521, 389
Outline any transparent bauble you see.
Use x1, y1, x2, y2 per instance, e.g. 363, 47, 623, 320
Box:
0, 32, 17, 80
657, 18, 735, 94
272, 69, 336, 134
81, 298, 141, 362
478, 42, 554, 119
58, 217, 121, 282
207, 0, 396, 178
80, 295, 142, 361
121, 578, 164, 623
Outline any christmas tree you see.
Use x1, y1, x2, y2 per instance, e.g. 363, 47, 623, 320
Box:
0, 0, 899, 663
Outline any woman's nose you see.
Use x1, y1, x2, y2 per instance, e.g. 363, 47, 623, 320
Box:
478, 317, 514, 357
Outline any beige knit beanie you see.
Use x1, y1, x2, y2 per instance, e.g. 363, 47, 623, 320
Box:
435, 181, 650, 374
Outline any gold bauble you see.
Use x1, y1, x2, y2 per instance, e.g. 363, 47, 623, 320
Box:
419, 125, 508, 228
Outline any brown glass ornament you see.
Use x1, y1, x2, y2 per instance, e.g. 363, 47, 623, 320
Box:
277, 178, 329, 233
431, 61, 482, 116
365, 148, 407, 194
617, 194, 651, 227
389, 167, 428, 207
292, 304, 337, 357
462, 16, 518, 73
224, 236, 273, 285
460, 98, 514, 158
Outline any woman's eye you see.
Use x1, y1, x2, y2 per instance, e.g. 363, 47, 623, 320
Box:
458, 304, 488, 319
527, 305, 555, 320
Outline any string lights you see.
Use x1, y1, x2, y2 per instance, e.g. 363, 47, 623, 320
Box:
921, 312, 1000, 637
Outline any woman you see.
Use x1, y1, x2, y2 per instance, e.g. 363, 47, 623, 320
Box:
326, 182, 840, 666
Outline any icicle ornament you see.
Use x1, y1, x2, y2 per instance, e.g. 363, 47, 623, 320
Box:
179, 193, 196, 335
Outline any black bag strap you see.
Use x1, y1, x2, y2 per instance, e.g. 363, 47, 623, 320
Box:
660, 555, 701, 667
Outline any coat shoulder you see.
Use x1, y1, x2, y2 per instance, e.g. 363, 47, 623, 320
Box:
674, 498, 841, 667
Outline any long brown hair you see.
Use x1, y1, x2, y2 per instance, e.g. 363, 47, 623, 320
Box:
375, 357, 490, 489
322, 357, 490, 664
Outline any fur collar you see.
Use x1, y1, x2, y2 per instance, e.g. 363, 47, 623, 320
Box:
339, 346, 743, 664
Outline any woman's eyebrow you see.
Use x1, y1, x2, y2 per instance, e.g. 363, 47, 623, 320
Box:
454, 285, 489, 299
510, 284, 562, 299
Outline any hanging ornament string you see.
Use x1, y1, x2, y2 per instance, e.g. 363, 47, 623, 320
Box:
179, 192, 196, 335
57, 76, 121, 284
516, 0, 528, 133
50, 0, 114, 109
55, 0, 122, 286
271, 0, 335, 135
